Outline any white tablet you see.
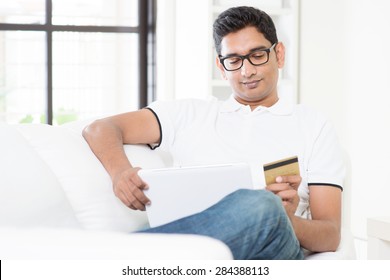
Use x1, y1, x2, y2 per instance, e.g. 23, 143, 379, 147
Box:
138, 163, 253, 227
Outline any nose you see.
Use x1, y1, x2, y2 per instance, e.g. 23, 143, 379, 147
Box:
240, 58, 257, 77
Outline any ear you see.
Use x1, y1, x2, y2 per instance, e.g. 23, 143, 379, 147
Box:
275, 42, 285, 68
215, 56, 227, 80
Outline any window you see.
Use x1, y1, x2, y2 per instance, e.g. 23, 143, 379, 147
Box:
0, 0, 155, 125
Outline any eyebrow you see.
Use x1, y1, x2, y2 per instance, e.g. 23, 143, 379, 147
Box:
222, 45, 269, 58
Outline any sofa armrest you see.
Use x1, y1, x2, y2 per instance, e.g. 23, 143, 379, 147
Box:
304, 227, 356, 260
0, 227, 233, 260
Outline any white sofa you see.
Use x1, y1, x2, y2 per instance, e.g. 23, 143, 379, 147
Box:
0, 120, 355, 259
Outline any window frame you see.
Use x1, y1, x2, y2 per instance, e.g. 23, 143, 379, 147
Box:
0, 0, 156, 124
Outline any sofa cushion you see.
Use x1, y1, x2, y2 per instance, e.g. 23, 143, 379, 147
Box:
15, 122, 166, 232
0, 125, 80, 228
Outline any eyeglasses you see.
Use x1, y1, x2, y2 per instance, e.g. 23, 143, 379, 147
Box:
219, 43, 277, 71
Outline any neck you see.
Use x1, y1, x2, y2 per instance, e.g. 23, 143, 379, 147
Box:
235, 95, 279, 111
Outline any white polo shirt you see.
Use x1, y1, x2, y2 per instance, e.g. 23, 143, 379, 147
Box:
147, 95, 345, 218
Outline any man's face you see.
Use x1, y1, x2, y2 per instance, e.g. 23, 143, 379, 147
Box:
216, 26, 285, 108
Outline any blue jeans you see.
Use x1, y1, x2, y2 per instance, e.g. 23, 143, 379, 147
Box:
139, 189, 304, 260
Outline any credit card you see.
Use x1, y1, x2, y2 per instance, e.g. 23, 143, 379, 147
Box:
263, 156, 300, 185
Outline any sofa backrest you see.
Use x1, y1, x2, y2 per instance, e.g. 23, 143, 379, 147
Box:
10, 121, 167, 232
0, 124, 80, 228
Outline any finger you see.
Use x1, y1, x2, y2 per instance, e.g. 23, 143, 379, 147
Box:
130, 185, 151, 206
131, 168, 149, 190
123, 190, 145, 210
121, 184, 150, 210
115, 190, 132, 208
115, 180, 146, 210
276, 189, 297, 201
125, 191, 147, 211
266, 183, 291, 193
116, 179, 149, 210
275, 175, 301, 189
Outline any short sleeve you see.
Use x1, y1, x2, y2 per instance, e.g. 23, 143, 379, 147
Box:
307, 120, 345, 190
147, 100, 176, 152
147, 99, 201, 153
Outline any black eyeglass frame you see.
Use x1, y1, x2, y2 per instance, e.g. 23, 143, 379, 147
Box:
218, 43, 277, 71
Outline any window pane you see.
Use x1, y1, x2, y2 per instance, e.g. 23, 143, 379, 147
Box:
52, 0, 138, 27
0, 0, 45, 24
0, 31, 46, 124
52, 32, 139, 124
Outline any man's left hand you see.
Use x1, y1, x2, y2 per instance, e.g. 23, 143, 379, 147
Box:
265, 175, 301, 218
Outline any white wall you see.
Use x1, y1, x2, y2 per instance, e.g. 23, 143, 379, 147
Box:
345, 0, 390, 246
156, 0, 210, 100
300, 0, 390, 258
299, 0, 348, 140
156, 0, 176, 101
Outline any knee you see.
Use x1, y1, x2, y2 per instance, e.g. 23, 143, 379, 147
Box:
227, 189, 284, 216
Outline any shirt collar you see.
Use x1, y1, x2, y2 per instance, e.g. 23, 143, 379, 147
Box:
220, 94, 294, 115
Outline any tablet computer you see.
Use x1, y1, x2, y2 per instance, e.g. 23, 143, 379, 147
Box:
138, 163, 253, 227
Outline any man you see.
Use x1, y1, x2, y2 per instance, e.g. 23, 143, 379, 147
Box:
83, 6, 344, 259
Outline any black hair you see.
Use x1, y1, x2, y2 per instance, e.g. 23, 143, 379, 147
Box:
213, 6, 278, 55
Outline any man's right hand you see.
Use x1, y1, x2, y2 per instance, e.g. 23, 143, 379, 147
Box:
112, 167, 150, 211
82, 109, 160, 211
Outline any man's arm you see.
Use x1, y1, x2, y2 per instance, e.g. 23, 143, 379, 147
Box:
267, 177, 342, 252
291, 186, 341, 252
82, 108, 161, 210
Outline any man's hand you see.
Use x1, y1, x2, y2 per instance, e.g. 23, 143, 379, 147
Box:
112, 167, 150, 211
265, 175, 301, 217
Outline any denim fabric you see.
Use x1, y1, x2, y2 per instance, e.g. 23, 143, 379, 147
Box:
140, 189, 304, 260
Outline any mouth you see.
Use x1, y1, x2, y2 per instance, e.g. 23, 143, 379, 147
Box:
242, 79, 261, 89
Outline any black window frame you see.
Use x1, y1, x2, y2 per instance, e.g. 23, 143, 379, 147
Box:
0, 0, 156, 124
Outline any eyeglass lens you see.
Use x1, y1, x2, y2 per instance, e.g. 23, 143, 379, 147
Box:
223, 50, 269, 71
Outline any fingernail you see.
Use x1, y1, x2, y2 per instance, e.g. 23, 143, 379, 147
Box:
276, 176, 282, 183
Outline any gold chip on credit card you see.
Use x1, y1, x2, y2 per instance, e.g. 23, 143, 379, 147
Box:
263, 156, 300, 185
